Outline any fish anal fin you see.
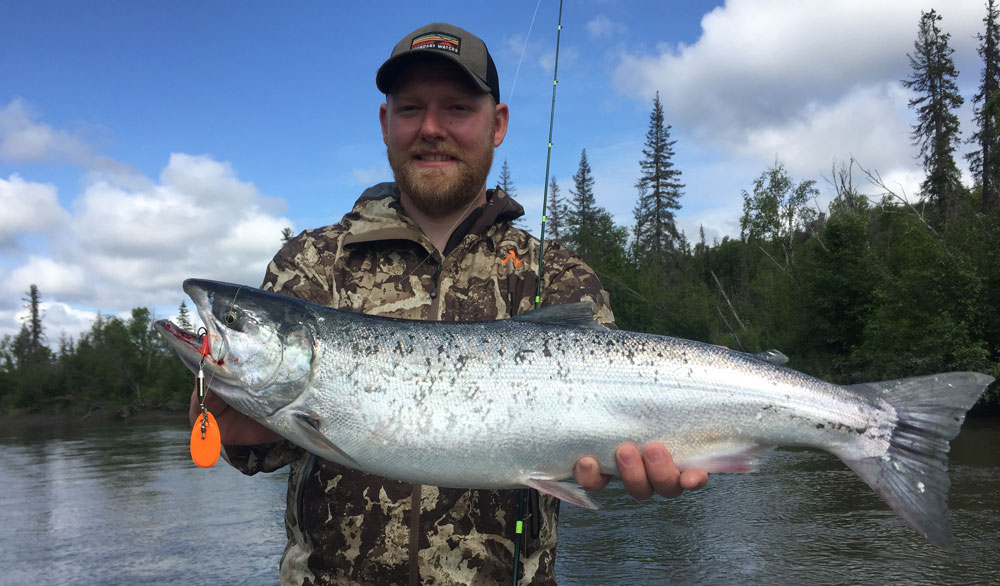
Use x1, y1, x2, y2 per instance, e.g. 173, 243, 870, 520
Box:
680, 444, 771, 473
524, 477, 601, 509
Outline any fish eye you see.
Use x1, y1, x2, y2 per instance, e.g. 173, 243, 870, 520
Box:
225, 311, 238, 325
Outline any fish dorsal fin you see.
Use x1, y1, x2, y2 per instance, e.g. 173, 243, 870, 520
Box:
751, 349, 789, 366
511, 301, 602, 329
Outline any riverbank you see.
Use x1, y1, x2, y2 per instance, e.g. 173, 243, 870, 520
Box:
0, 405, 186, 431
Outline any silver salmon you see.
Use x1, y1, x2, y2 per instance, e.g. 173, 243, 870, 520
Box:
155, 278, 993, 548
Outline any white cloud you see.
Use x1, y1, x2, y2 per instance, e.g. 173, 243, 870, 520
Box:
33, 302, 100, 347
0, 148, 293, 339
0, 98, 141, 182
610, 0, 981, 169
7, 257, 87, 297
0, 174, 68, 248
0, 98, 91, 163
586, 15, 627, 40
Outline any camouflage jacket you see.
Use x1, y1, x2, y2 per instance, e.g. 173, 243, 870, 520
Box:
224, 183, 615, 586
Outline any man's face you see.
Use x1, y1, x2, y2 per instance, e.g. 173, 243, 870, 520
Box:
380, 58, 509, 217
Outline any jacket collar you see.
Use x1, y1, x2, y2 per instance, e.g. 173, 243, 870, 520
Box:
342, 182, 525, 255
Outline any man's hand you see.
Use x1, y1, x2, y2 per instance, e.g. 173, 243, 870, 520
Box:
188, 388, 282, 446
573, 443, 708, 499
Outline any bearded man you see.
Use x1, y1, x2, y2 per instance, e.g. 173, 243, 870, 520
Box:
193, 22, 707, 586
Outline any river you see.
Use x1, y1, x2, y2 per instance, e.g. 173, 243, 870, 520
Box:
0, 415, 997, 585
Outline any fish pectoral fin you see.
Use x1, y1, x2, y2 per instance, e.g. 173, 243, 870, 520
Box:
681, 443, 771, 473
289, 412, 360, 467
523, 477, 601, 509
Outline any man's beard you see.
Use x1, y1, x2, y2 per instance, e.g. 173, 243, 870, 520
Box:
388, 131, 495, 217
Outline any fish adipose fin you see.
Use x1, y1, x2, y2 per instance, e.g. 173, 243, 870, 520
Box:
290, 412, 360, 468
750, 349, 789, 366
524, 477, 601, 509
843, 372, 993, 549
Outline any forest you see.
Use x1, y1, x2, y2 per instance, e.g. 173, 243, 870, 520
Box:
1, 6, 998, 415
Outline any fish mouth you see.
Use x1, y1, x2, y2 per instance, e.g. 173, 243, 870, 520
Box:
153, 319, 202, 372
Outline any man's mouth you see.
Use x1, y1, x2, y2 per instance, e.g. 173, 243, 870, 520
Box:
415, 153, 457, 162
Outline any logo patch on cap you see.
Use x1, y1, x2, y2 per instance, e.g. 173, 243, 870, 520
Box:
410, 32, 461, 54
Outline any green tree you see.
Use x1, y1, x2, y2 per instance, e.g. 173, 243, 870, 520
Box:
499, 159, 516, 197
903, 9, 965, 220
281, 227, 294, 243
633, 91, 683, 262
177, 300, 193, 331
497, 159, 526, 229
558, 150, 630, 277
970, 0, 1000, 216
739, 163, 819, 274
545, 176, 565, 242
566, 149, 601, 260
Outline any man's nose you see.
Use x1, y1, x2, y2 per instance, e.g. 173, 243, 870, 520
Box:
418, 108, 446, 140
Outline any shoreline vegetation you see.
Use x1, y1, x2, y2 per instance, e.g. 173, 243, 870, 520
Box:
0, 406, 187, 431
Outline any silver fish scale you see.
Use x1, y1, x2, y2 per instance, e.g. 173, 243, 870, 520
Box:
290, 316, 895, 489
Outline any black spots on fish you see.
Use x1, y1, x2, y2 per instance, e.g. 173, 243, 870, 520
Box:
513, 349, 535, 364
543, 346, 552, 358
822, 421, 869, 435
437, 344, 446, 355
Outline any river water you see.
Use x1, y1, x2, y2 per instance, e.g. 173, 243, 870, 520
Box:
0, 415, 997, 585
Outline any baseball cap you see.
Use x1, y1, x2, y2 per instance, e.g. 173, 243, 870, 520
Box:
376, 23, 500, 103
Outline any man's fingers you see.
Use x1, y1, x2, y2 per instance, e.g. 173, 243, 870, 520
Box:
679, 468, 709, 491
642, 443, 683, 499
573, 456, 612, 491
616, 443, 653, 500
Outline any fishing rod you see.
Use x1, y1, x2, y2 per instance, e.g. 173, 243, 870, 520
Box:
533, 0, 564, 312
512, 2, 564, 584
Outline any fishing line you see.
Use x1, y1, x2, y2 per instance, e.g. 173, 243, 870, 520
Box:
506, 0, 543, 108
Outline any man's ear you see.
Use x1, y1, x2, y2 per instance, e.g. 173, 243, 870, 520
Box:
493, 102, 509, 147
379, 102, 390, 146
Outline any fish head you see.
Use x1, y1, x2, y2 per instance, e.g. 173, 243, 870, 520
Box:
155, 278, 315, 419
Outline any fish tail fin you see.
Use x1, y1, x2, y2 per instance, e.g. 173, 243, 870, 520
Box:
842, 372, 993, 549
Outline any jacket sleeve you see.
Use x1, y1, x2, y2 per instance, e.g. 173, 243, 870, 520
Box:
538, 241, 617, 328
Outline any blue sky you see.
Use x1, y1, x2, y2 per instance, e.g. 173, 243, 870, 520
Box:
0, 0, 989, 342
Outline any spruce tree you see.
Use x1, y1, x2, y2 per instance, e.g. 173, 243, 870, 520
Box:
497, 159, 526, 228
565, 149, 627, 266
903, 9, 965, 221
969, 0, 1000, 215
633, 92, 683, 261
499, 159, 516, 196
566, 149, 598, 255
177, 301, 193, 331
545, 176, 564, 241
